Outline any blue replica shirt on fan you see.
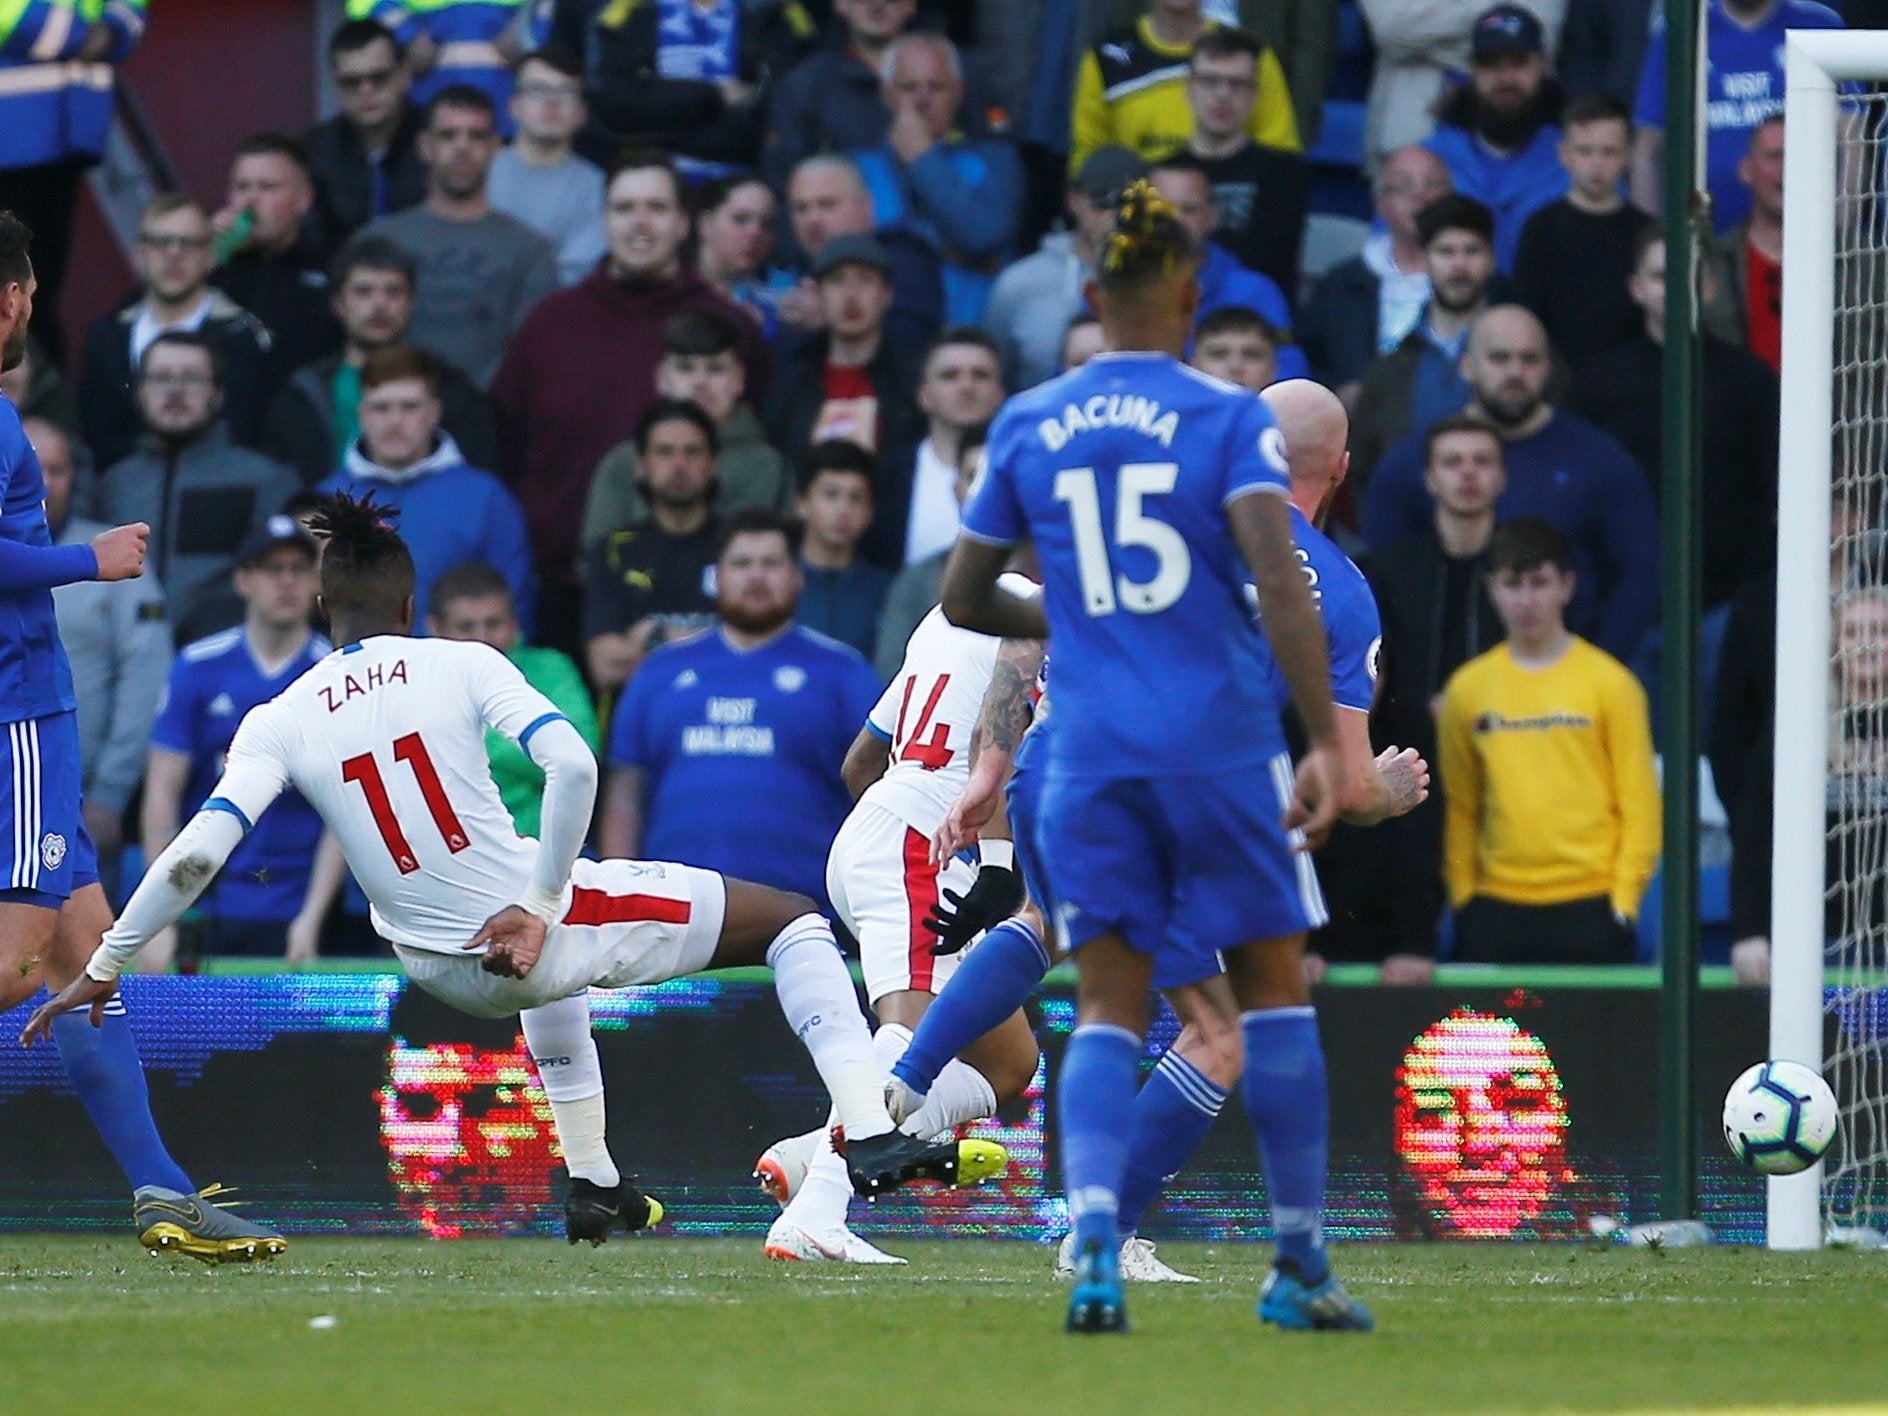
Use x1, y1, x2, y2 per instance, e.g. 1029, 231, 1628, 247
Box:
0, 396, 87, 723
1261, 505, 1380, 714
1636, 0, 1843, 232
151, 627, 330, 921
961, 351, 1291, 779
608, 625, 882, 906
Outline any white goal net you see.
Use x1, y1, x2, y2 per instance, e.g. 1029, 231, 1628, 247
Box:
1777, 32, 1888, 1248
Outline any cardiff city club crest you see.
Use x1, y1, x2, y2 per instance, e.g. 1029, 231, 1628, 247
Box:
40, 833, 66, 871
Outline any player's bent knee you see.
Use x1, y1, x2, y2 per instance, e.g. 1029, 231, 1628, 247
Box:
1172, 1019, 1243, 1089
714, 879, 822, 965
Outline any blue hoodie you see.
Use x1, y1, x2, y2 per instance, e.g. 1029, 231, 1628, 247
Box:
1425, 123, 1570, 274
319, 432, 538, 636
1194, 242, 1310, 382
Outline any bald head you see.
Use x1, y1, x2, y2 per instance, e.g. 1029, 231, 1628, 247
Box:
1463, 305, 1551, 428
1260, 379, 1350, 515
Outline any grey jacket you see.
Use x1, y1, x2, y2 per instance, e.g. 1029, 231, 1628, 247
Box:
51, 516, 172, 814
983, 231, 1090, 392
97, 422, 300, 642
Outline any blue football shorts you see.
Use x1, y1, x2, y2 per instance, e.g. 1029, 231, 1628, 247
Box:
1004, 721, 1056, 924
0, 710, 100, 907
1039, 752, 1327, 988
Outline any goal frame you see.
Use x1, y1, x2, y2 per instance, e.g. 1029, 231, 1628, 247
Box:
1772, 29, 1888, 1251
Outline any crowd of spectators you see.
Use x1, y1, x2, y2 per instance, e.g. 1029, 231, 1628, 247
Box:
0, 0, 1848, 983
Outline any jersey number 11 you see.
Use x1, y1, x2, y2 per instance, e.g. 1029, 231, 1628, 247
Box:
341, 733, 470, 874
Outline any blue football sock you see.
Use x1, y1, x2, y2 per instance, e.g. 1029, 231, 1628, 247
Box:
1241, 1006, 1329, 1283
1117, 1048, 1228, 1235
892, 917, 1048, 1094
1057, 1022, 1141, 1253
52, 996, 194, 1195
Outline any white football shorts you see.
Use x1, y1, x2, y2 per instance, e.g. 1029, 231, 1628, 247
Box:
827, 800, 976, 1006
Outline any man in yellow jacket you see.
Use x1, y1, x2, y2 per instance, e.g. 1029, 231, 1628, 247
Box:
1438, 516, 1659, 963
1071, 0, 1300, 175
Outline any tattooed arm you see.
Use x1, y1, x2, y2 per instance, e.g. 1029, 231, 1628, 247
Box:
933, 637, 1044, 861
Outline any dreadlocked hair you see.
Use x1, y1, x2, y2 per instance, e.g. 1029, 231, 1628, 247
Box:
311, 491, 416, 620
1098, 179, 1197, 294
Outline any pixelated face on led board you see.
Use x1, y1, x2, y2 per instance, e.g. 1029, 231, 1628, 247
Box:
377, 1037, 561, 1238
1393, 1009, 1570, 1238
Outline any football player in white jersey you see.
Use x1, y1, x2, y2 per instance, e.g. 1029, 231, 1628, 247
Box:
756, 574, 1044, 1263
24, 495, 1008, 1219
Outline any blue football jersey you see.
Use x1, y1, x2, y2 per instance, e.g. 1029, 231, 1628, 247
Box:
151, 627, 330, 921
961, 352, 1290, 778
1255, 505, 1381, 714
0, 397, 80, 723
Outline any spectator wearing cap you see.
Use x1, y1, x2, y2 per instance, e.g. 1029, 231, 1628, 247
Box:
853, 32, 1024, 325
261, 235, 497, 487
492, 150, 765, 655
582, 0, 816, 173
1512, 93, 1651, 372
361, 85, 559, 388
1630, 0, 1841, 232
1147, 158, 1308, 375
305, 20, 429, 251
1360, 0, 1564, 167
583, 308, 789, 550
317, 345, 536, 637
210, 134, 343, 377
427, 561, 599, 840
489, 47, 607, 287
1071, 0, 1301, 175
1180, 26, 1309, 303
983, 145, 1142, 391
36, 417, 171, 899
779, 154, 945, 352
96, 331, 301, 642
1348, 194, 1500, 491
1423, 5, 1569, 274
764, 235, 927, 558
1301, 145, 1452, 402
762, 0, 921, 189
140, 515, 337, 965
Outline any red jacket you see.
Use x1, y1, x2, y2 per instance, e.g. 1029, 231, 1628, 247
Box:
491, 267, 766, 587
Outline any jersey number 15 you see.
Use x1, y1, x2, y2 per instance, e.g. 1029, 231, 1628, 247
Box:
1054, 464, 1192, 617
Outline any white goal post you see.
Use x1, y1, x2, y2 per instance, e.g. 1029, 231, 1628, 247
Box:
1774, 29, 1888, 1251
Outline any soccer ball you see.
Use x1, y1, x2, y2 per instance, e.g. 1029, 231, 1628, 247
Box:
1722, 1060, 1839, 1175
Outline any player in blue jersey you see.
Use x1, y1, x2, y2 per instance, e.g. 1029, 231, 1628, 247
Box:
939, 183, 1370, 1334
902, 380, 1428, 1285
0, 211, 287, 1262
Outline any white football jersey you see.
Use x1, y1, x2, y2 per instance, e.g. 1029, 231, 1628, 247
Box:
209, 636, 564, 955
860, 573, 1037, 831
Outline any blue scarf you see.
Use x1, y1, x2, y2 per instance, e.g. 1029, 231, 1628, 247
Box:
657, 0, 740, 82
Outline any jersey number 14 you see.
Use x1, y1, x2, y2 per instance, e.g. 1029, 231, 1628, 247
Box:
341, 733, 470, 874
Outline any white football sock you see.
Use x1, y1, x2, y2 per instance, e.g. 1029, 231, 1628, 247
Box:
767, 914, 891, 1140
520, 992, 619, 1188
779, 1130, 855, 1233
902, 1059, 998, 1137
872, 1021, 913, 1069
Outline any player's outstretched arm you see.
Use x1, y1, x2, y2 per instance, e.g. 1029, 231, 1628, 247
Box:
18, 807, 245, 1045
0, 521, 146, 592
933, 636, 1041, 863
940, 538, 1048, 641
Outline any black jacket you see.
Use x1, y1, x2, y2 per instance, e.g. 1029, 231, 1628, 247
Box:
260, 351, 498, 487
210, 234, 342, 379
1299, 253, 1380, 390
304, 104, 429, 252
764, 332, 927, 570
79, 290, 278, 472
586, 0, 818, 169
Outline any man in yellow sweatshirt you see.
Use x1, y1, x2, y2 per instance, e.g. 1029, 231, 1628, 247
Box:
1439, 518, 1660, 963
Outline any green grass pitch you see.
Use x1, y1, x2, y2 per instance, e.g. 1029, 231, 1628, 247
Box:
1, 1236, 1884, 1414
